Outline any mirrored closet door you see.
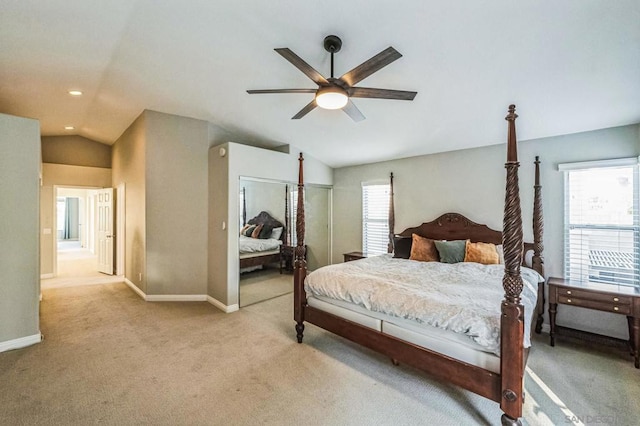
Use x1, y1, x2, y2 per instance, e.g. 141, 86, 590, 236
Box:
238, 177, 331, 307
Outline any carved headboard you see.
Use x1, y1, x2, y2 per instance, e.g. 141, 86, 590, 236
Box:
247, 211, 285, 240
397, 213, 503, 244
397, 212, 535, 264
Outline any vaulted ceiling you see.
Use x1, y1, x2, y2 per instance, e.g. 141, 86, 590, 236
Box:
1, 1, 639, 167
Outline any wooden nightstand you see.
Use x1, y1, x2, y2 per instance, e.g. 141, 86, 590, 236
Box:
548, 277, 640, 368
343, 251, 368, 262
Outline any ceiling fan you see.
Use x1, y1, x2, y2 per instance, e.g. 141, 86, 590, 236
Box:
247, 35, 417, 122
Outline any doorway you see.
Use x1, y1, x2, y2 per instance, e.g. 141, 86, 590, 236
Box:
43, 186, 121, 289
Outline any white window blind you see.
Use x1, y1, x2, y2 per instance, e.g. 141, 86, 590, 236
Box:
362, 183, 390, 255
289, 187, 299, 246
562, 160, 639, 288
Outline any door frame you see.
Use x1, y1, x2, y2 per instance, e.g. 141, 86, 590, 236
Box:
116, 182, 126, 276
52, 185, 100, 277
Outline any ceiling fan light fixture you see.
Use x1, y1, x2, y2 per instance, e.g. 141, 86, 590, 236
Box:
315, 86, 348, 110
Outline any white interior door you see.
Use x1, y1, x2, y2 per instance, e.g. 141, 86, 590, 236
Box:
97, 188, 114, 275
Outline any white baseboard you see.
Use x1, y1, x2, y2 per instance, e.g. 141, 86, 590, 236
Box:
40, 273, 54, 279
0, 333, 42, 353
207, 296, 239, 313
123, 278, 209, 303
124, 278, 146, 300
146, 294, 207, 302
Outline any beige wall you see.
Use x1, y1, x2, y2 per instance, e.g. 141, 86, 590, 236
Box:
333, 123, 640, 338
111, 113, 147, 292
305, 185, 332, 271
208, 143, 229, 304
42, 135, 111, 168
112, 110, 210, 296
144, 111, 209, 295
0, 113, 41, 347
40, 164, 112, 276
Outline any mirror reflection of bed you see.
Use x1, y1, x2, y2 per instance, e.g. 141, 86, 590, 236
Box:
239, 177, 331, 307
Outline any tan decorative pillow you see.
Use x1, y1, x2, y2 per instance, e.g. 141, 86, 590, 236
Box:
464, 241, 499, 265
251, 224, 263, 238
240, 224, 251, 236
409, 234, 439, 262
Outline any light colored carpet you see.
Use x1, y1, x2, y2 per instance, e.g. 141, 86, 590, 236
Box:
1, 282, 638, 425
240, 268, 293, 307
43, 246, 120, 289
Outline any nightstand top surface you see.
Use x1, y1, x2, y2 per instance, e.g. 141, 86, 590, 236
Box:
548, 277, 640, 297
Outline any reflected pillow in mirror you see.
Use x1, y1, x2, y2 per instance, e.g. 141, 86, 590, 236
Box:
251, 224, 263, 238
270, 227, 284, 240
258, 225, 273, 239
243, 225, 257, 237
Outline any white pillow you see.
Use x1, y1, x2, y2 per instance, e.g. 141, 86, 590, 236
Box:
524, 249, 534, 268
496, 244, 505, 264
495, 244, 534, 268
270, 227, 284, 240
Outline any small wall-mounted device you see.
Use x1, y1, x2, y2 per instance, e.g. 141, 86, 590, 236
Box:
222, 221, 226, 230
219, 147, 227, 157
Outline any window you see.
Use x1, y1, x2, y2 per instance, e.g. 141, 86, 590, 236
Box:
289, 186, 299, 246
362, 182, 390, 255
561, 158, 639, 288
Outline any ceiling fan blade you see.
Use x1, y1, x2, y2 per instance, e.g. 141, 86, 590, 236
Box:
342, 100, 365, 122
275, 48, 329, 86
340, 47, 402, 87
247, 89, 317, 94
292, 99, 317, 119
349, 87, 417, 101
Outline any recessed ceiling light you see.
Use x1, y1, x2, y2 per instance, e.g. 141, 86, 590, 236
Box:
68, 90, 83, 96
64, 126, 75, 130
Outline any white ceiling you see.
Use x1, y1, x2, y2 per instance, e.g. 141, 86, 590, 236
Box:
1, 1, 639, 168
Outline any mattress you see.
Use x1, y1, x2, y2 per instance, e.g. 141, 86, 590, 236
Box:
305, 254, 542, 355
239, 249, 280, 260
307, 295, 501, 373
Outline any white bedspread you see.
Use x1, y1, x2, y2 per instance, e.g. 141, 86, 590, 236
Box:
239, 235, 282, 254
304, 254, 542, 355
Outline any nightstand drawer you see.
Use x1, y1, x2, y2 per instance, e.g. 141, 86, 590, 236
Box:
558, 295, 631, 315
557, 287, 632, 305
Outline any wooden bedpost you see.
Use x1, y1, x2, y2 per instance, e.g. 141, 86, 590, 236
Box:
293, 153, 307, 343
500, 105, 525, 426
533, 156, 545, 333
387, 172, 395, 253
284, 184, 290, 246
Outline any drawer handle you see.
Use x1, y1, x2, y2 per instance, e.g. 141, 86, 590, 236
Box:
567, 299, 572, 303
566, 290, 572, 295
614, 307, 619, 311
613, 297, 619, 302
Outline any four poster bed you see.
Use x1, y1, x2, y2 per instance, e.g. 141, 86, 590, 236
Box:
292, 105, 545, 425
238, 186, 290, 270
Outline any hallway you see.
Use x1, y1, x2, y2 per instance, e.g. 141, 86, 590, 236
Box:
42, 241, 122, 289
